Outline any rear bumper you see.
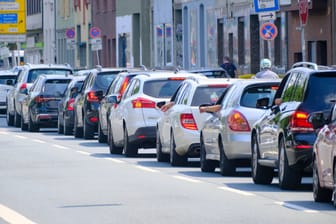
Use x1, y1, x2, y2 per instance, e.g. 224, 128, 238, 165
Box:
129, 126, 156, 148
36, 113, 58, 127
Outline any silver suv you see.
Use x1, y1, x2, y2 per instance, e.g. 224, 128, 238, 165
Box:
6, 63, 73, 127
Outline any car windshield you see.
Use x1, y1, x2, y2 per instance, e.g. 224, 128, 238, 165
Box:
42, 79, 71, 96
28, 69, 72, 83
191, 86, 229, 106
144, 79, 183, 98
240, 84, 278, 108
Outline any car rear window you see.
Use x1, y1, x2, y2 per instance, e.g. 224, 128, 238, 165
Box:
42, 79, 72, 96
240, 84, 278, 108
95, 72, 119, 91
28, 69, 72, 83
144, 79, 184, 98
191, 85, 229, 106
304, 73, 336, 110
0, 75, 16, 85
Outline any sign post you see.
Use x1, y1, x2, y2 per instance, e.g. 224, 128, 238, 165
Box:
89, 27, 102, 65
299, 0, 309, 61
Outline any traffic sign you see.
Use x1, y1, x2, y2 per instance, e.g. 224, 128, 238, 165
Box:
254, 0, 279, 13
66, 28, 75, 39
299, 0, 309, 26
89, 27, 101, 39
258, 11, 276, 21
260, 22, 278, 41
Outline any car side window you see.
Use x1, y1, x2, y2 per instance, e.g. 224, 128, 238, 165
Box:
281, 71, 300, 102
174, 83, 187, 104
122, 79, 137, 100
178, 83, 191, 105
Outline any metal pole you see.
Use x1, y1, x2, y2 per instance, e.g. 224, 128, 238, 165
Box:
301, 25, 306, 61
96, 50, 100, 65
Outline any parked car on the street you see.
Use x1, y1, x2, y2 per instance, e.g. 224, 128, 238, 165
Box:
250, 62, 336, 189
0, 70, 17, 114
107, 70, 202, 156
156, 77, 235, 166
97, 69, 144, 143
20, 74, 73, 132
200, 79, 280, 175
57, 75, 86, 135
308, 106, 336, 207
6, 63, 73, 127
73, 67, 126, 139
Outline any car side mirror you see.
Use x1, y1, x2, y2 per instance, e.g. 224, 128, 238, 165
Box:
95, 90, 104, 101
106, 95, 118, 104
308, 111, 330, 130
156, 101, 167, 109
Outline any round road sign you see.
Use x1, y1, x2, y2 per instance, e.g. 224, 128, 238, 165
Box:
260, 22, 278, 41
90, 27, 101, 39
66, 28, 75, 39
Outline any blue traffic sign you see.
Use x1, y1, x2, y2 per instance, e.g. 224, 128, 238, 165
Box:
90, 27, 101, 39
0, 14, 17, 24
260, 22, 278, 40
254, 0, 279, 13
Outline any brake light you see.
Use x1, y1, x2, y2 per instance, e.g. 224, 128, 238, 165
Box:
89, 117, 98, 123
290, 110, 314, 131
19, 83, 27, 90
180, 113, 198, 130
168, 77, 186, 80
132, 97, 156, 108
67, 98, 75, 111
87, 91, 99, 102
227, 110, 250, 131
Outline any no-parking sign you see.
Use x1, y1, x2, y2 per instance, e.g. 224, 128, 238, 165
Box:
260, 22, 278, 41
66, 28, 75, 39
90, 27, 101, 39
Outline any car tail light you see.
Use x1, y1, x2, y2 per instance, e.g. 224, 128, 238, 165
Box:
67, 98, 75, 111
290, 110, 314, 132
87, 91, 99, 102
90, 117, 98, 123
180, 113, 198, 130
132, 97, 156, 108
19, 83, 27, 91
168, 77, 186, 80
227, 110, 250, 131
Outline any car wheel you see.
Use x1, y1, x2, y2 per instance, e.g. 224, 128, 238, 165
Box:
251, 133, 273, 184
278, 137, 301, 190
57, 117, 64, 134
83, 118, 95, 139
123, 126, 138, 157
98, 122, 107, 143
313, 157, 332, 202
333, 164, 336, 207
14, 109, 21, 127
74, 115, 83, 138
28, 113, 39, 132
218, 136, 235, 176
108, 123, 122, 154
63, 116, 72, 135
6, 108, 14, 126
200, 135, 217, 172
169, 131, 187, 166
20, 114, 28, 131
156, 128, 169, 162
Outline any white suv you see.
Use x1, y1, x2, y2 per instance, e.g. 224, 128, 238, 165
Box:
107, 70, 202, 157
6, 63, 73, 127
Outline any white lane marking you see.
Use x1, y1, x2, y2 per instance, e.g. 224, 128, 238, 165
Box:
172, 175, 202, 183
274, 201, 318, 213
51, 144, 70, 150
134, 165, 160, 173
0, 204, 37, 224
217, 186, 255, 196
14, 135, 27, 139
33, 139, 46, 144
105, 158, 125, 164
76, 150, 91, 156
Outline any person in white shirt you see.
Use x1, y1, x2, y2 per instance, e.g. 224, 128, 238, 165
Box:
254, 58, 279, 79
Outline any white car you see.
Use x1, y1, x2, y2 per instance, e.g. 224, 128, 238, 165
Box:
0, 70, 17, 113
200, 79, 280, 176
156, 77, 236, 166
107, 70, 203, 157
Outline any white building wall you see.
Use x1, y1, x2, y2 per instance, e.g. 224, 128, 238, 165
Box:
116, 15, 133, 67
43, 0, 55, 64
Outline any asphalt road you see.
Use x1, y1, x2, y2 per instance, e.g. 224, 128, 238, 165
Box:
0, 114, 335, 224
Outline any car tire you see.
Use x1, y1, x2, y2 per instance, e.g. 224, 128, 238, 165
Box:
251, 133, 274, 184
14, 109, 21, 127
20, 114, 28, 131
6, 108, 14, 126
313, 157, 332, 202
28, 113, 39, 132
63, 116, 72, 135
278, 137, 301, 190
83, 118, 95, 139
156, 128, 169, 162
200, 135, 217, 172
218, 136, 235, 176
108, 123, 122, 154
169, 131, 187, 166
57, 118, 64, 134
123, 126, 138, 157
98, 122, 107, 143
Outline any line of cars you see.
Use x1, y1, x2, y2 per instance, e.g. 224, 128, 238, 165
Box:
4, 62, 336, 207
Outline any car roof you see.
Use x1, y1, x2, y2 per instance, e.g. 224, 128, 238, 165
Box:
38, 74, 73, 80
23, 63, 73, 70
133, 70, 204, 80
0, 70, 17, 76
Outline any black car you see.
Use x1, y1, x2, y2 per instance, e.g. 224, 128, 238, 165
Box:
57, 75, 86, 135
251, 62, 336, 189
21, 74, 73, 132
73, 67, 126, 139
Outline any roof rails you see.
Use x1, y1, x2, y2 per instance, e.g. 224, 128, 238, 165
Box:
291, 62, 318, 70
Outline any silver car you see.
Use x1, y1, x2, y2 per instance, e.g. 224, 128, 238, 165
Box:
156, 77, 236, 166
200, 79, 280, 176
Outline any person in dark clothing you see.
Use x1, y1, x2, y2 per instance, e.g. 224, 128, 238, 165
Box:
220, 56, 237, 78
